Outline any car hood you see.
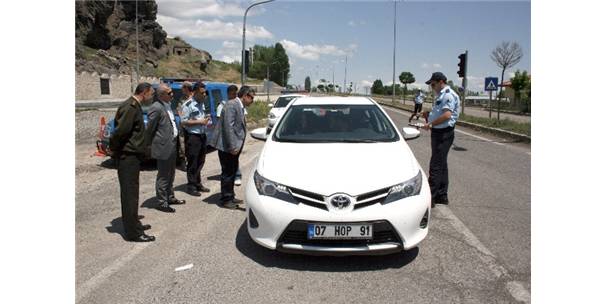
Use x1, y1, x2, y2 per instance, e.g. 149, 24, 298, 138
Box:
257, 140, 421, 197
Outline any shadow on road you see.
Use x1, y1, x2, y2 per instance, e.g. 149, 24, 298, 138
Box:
235, 221, 419, 271
98, 158, 158, 171
105, 217, 128, 241
141, 196, 160, 209
207, 174, 221, 181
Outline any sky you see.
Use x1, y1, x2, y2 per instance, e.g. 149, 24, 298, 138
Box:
155, 0, 531, 94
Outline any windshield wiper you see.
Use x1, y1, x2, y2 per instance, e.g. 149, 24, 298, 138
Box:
335, 139, 381, 143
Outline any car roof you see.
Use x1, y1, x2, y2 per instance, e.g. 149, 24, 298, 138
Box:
278, 94, 306, 98
291, 96, 375, 106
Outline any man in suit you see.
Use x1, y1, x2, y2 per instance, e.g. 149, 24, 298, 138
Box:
211, 86, 255, 209
146, 83, 187, 213
109, 82, 155, 242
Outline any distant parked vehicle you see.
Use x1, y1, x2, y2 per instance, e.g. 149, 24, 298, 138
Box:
267, 94, 306, 128
95, 80, 231, 160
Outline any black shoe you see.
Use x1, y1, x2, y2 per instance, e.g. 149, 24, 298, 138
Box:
128, 233, 155, 242
139, 224, 152, 230
221, 201, 239, 209
232, 198, 244, 205
187, 188, 201, 197
157, 205, 176, 213
169, 198, 186, 205
196, 184, 210, 193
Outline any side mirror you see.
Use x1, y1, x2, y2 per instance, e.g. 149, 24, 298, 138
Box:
402, 127, 420, 140
268, 103, 274, 108
250, 127, 268, 141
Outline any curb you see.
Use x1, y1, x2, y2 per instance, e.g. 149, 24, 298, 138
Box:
378, 102, 531, 143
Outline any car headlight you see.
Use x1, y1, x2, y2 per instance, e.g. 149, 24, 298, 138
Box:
382, 170, 423, 204
253, 171, 296, 203
268, 112, 276, 119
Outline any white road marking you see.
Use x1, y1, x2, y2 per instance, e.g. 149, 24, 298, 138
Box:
76, 142, 262, 303
175, 264, 194, 272
436, 207, 531, 303
383, 106, 529, 151
76, 232, 161, 303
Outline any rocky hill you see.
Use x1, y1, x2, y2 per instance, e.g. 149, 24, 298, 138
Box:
75, 0, 238, 82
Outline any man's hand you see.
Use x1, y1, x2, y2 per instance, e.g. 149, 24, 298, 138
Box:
230, 149, 239, 155
199, 117, 210, 125
421, 123, 432, 130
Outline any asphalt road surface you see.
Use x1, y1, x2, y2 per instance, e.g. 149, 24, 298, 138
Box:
76, 106, 530, 303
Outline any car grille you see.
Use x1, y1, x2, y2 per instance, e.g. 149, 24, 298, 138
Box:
278, 220, 402, 246
287, 186, 392, 211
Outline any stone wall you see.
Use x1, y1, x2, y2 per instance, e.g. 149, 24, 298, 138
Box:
76, 71, 160, 101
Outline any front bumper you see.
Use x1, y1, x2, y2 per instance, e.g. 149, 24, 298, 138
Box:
245, 175, 431, 255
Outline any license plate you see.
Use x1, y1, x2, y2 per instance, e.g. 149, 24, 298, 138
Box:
307, 223, 373, 239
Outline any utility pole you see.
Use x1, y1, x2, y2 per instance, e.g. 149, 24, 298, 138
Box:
344, 56, 347, 95
462, 50, 468, 115
135, 0, 140, 84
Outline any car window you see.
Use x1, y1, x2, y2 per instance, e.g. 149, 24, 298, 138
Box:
273, 104, 399, 143
274, 96, 298, 108
205, 89, 223, 116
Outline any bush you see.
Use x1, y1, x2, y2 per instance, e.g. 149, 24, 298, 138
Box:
246, 100, 270, 123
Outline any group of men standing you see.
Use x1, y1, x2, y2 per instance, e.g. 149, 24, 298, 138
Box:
109, 81, 255, 242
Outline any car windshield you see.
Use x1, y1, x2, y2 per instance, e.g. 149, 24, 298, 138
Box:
273, 104, 399, 143
274, 96, 299, 108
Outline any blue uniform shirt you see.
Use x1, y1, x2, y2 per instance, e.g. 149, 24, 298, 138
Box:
415, 93, 424, 105
180, 97, 206, 134
428, 86, 460, 129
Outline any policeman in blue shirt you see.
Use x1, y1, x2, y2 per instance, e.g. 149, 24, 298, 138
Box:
421, 72, 460, 207
409, 89, 425, 123
180, 81, 211, 196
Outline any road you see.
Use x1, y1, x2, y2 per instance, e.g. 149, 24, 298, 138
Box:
76, 106, 530, 303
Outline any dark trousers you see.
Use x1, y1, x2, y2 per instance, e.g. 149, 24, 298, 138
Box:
429, 127, 455, 200
218, 150, 240, 202
117, 153, 143, 239
410, 104, 423, 121
156, 143, 177, 207
184, 132, 207, 188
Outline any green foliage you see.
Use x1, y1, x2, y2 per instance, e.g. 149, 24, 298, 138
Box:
247, 100, 271, 123
510, 70, 531, 113
371, 79, 384, 95
305, 76, 311, 92
459, 113, 530, 136
248, 43, 291, 87
398, 71, 415, 96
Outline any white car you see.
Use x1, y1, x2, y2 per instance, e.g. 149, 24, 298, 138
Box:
267, 94, 306, 127
246, 96, 431, 256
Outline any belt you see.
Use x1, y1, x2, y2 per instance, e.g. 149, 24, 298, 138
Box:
431, 126, 455, 132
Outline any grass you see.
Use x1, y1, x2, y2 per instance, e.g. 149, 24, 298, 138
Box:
375, 100, 531, 136
246, 100, 270, 123
458, 113, 531, 136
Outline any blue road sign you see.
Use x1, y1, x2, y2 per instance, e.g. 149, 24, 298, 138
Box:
485, 77, 498, 91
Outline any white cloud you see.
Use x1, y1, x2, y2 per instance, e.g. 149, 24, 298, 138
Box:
421, 63, 429, 69
222, 41, 239, 48
279, 39, 357, 61
157, 0, 247, 19
348, 21, 356, 27
359, 80, 373, 88
157, 15, 273, 40
432, 63, 442, 68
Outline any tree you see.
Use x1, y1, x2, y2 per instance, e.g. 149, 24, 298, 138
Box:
490, 41, 523, 114
247, 43, 291, 87
510, 70, 531, 113
273, 43, 290, 87
304, 76, 311, 92
398, 71, 415, 98
371, 79, 384, 95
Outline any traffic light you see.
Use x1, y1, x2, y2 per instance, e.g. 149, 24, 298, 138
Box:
457, 53, 467, 78
244, 50, 251, 74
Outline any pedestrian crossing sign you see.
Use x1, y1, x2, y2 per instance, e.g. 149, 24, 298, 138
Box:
485, 77, 498, 91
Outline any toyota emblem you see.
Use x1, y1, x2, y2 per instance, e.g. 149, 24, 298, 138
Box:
330, 195, 351, 209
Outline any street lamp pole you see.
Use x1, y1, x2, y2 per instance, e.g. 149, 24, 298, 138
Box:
135, 0, 140, 84
392, 0, 397, 104
242, 0, 275, 86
